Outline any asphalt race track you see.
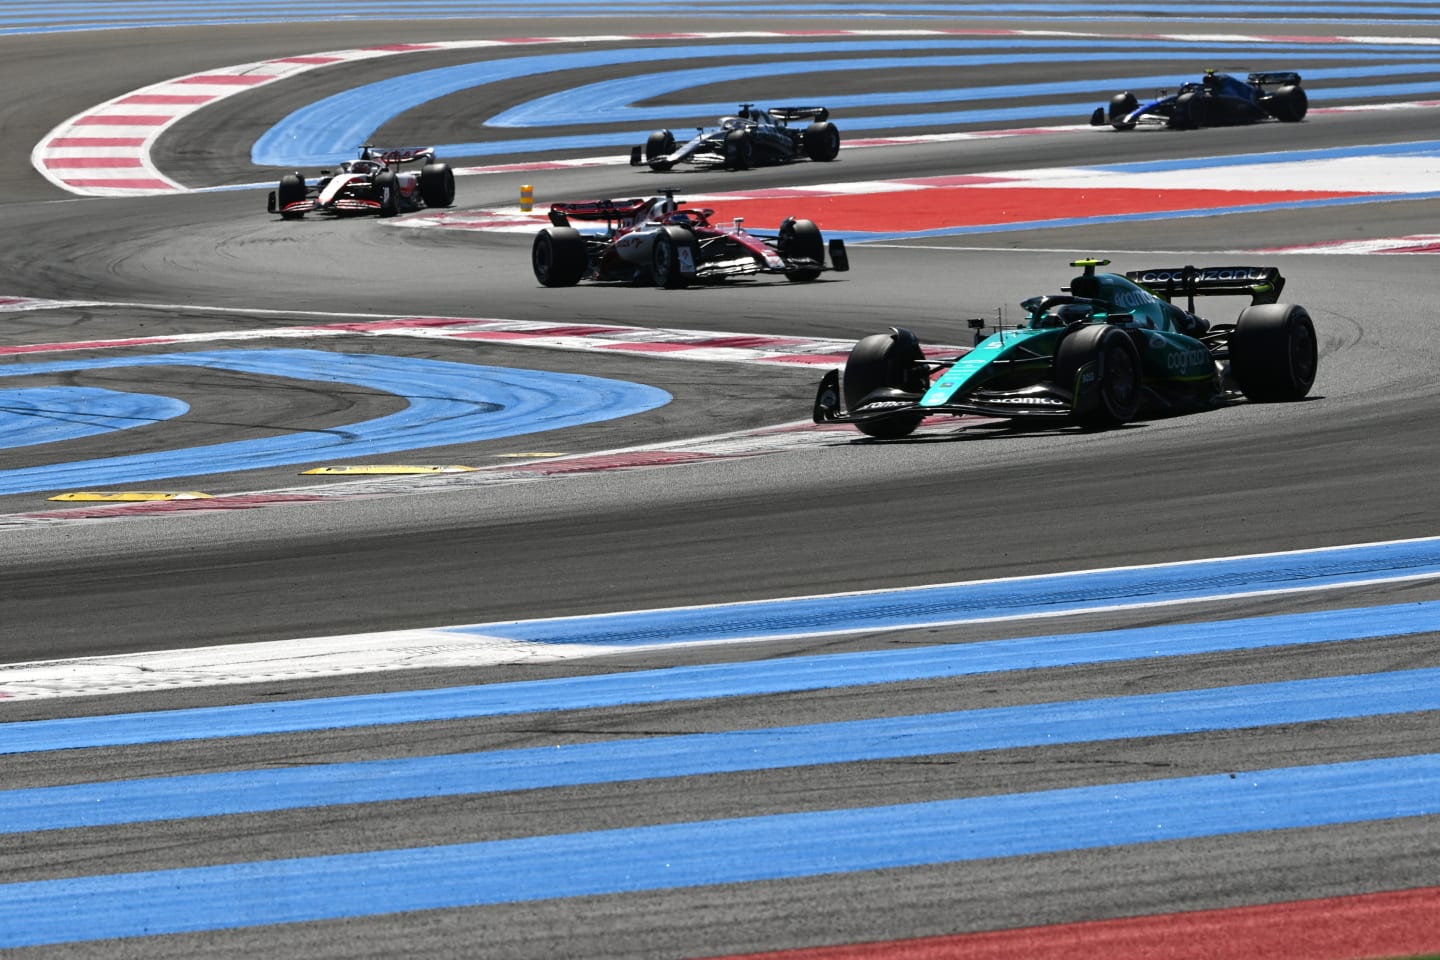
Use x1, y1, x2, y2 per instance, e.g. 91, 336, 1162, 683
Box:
2, 4, 1440, 957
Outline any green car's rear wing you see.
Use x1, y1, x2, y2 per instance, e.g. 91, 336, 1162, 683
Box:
1125, 266, 1286, 306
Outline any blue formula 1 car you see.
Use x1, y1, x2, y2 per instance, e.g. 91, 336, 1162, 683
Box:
1091, 70, 1308, 130
812, 259, 1318, 439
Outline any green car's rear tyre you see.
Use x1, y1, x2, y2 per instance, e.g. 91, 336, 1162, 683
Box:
1230, 303, 1317, 401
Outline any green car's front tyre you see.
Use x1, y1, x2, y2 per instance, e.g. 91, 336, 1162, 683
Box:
1055, 324, 1142, 429
843, 329, 927, 439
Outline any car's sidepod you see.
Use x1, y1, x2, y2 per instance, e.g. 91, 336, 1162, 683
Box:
920, 327, 1066, 408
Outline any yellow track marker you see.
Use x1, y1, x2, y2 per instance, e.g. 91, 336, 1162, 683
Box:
49, 491, 213, 502
301, 465, 477, 475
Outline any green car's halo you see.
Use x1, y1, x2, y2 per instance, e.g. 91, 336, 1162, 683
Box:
812, 259, 1318, 440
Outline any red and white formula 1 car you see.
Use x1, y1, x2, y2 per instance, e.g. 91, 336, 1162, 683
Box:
266, 146, 455, 219
531, 193, 849, 288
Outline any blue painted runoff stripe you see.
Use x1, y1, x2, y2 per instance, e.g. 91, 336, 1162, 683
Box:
7, 3, 1440, 36
492, 59, 1440, 128
3, 598, 1436, 755
4, 667, 1437, 835
0, 349, 669, 494
7, 3, 1440, 39
0, 387, 186, 448
470, 537, 1440, 645
253, 38, 1439, 166
2, 752, 1436, 947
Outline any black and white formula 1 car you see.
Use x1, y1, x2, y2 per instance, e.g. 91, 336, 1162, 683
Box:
630, 104, 841, 172
531, 192, 849, 288
266, 146, 455, 219
1091, 70, 1308, 130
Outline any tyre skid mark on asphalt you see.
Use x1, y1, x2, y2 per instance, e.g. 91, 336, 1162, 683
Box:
0, 349, 673, 497
0, 299, 976, 522
0, 420, 951, 526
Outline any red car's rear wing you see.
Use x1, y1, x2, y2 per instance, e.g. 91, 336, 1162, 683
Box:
548, 198, 655, 223
1126, 265, 1286, 305
360, 145, 436, 166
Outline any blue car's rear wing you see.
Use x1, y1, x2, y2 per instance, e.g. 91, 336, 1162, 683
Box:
1247, 71, 1302, 87
1126, 266, 1286, 305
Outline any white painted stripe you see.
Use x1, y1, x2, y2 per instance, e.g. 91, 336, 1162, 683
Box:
0, 296, 871, 362
1256, 234, 1440, 254
987, 156, 1440, 194
4, 537, 1438, 700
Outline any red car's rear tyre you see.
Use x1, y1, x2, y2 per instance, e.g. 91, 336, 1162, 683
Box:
532, 228, 587, 287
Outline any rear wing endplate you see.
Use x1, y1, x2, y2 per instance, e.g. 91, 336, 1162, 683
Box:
1126, 266, 1286, 305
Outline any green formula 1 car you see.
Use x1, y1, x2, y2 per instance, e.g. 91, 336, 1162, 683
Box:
813, 259, 1317, 439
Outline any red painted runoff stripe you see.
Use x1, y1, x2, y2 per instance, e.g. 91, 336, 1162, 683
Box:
47, 137, 145, 147
175, 74, 272, 85
42, 157, 144, 169
709, 886, 1440, 960
74, 114, 171, 126
707, 187, 1376, 233
117, 94, 217, 105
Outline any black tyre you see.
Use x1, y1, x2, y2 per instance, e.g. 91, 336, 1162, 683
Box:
645, 130, 675, 161
1108, 92, 1138, 130
723, 129, 754, 170
531, 227, 587, 287
374, 171, 401, 217
1229, 303, 1317, 401
651, 225, 700, 289
1053, 324, 1142, 429
778, 218, 824, 282
1269, 84, 1308, 122
1170, 91, 1204, 129
418, 163, 455, 208
276, 174, 306, 219
842, 329, 928, 439
802, 121, 841, 161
